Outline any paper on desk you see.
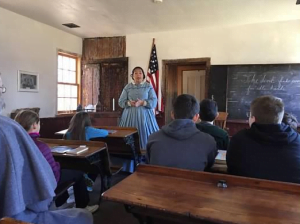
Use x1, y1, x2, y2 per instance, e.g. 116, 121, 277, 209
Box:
216, 150, 226, 161
51, 146, 73, 153
107, 130, 116, 134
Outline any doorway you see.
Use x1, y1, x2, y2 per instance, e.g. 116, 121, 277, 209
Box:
162, 58, 210, 124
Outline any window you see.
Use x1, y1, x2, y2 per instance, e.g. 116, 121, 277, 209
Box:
57, 53, 79, 112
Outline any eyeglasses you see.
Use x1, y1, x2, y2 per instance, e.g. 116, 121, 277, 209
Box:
0, 86, 6, 93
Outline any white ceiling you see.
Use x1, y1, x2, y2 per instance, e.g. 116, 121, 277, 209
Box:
0, 0, 299, 38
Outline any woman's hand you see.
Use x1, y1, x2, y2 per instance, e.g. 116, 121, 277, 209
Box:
130, 100, 136, 107
135, 99, 144, 107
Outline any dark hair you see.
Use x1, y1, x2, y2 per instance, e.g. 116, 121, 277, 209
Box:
66, 112, 92, 140
14, 110, 39, 131
173, 94, 199, 119
250, 95, 284, 124
200, 99, 218, 122
282, 112, 298, 131
131, 66, 146, 80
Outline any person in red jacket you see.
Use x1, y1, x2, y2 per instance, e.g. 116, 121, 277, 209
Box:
14, 110, 98, 213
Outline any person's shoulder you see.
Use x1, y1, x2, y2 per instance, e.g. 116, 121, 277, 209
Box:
195, 129, 215, 143
212, 125, 229, 137
0, 115, 23, 134
143, 82, 152, 87
230, 128, 249, 142
148, 129, 163, 140
124, 83, 133, 90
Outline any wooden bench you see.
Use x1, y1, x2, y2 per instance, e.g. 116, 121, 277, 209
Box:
103, 164, 300, 224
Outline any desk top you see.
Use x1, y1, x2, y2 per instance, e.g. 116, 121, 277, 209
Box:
103, 165, 300, 224
55, 126, 137, 138
39, 138, 107, 158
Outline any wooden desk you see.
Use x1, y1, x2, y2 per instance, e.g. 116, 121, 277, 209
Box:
55, 126, 142, 170
39, 138, 111, 200
103, 165, 300, 224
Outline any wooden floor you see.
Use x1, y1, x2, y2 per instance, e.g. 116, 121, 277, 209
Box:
90, 172, 138, 224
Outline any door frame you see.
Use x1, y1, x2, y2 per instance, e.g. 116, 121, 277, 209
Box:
162, 58, 211, 124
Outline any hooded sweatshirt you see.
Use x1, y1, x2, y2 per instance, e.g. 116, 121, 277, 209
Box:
227, 122, 300, 184
0, 115, 93, 224
147, 119, 217, 171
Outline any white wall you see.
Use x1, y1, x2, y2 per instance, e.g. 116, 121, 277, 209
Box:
0, 7, 82, 117
127, 19, 300, 77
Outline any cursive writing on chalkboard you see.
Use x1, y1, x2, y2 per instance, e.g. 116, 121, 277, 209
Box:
238, 73, 300, 95
227, 64, 300, 120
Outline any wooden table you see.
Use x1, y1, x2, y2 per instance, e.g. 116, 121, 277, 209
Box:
103, 165, 300, 224
39, 138, 111, 201
55, 126, 142, 170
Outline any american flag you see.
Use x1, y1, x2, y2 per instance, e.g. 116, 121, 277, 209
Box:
147, 40, 164, 113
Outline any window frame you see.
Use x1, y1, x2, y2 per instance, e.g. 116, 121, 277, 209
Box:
57, 52, 80, 114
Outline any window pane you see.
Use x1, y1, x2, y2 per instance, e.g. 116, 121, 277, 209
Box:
57, 98, 64, 111
71, 98, 77, 110
64, 98, 71, 110
64, 85, 71, 97
62, 56, 69, 70
57, 54, 78, 112
58, 69, 63, 82
62, 70, 69, 83
71, 85, 77, 97
69, 71, 76, 84
70, 58, 76, 71
58, 55, 63, 69
57, 84, 64, 97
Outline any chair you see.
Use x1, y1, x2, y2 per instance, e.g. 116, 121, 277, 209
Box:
214, 112, 228, 130
0, 218, 31, 224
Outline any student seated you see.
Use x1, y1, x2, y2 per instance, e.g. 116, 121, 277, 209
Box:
282, 112, 298, 131
196, 99, 229, 150
65, 112, 108, 140
226, 95, 300, 184
147, 94, 217, 171
0, 74, 92, 223
65, 111, 109, 189
14, 110, 99, 213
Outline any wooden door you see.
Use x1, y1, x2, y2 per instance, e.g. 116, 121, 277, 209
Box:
81, 64, 100, 107
163, 58, 211, 125
177, 65, 206, 102
99, 59, 128, 112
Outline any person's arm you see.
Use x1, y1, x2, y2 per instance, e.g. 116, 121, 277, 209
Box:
86, 126, 109, 140
143, 85, 158, 109
118, 86, 131, 108
38, 141, 61, 182
224, 133, 230, 150
226, 135, 241, 174
205, 141, 218, 170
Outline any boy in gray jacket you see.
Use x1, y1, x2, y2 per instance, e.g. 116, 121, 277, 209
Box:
147, 94, 217, 171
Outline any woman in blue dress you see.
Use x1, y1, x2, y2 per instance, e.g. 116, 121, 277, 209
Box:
119, 66, 159, 150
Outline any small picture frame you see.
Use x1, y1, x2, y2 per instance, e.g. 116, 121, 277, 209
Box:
18, 70, 39, 92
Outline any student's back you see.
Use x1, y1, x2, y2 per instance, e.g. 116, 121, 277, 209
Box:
227, 95, 300, 184
65, 112, 108, 141
227, 123, 300, 183
147, 94, 217, 171
147, 119, 217, 171
197, 99, 229, 150
196, 122, 229, 150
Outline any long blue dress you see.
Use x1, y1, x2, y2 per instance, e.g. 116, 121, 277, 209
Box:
119, 82, 159, 150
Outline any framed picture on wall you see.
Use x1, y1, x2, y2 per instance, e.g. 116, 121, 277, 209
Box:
17, 70, 39, 92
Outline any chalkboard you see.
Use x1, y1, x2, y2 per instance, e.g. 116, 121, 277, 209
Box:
209, 66, 227, 112
227, 64, 300, 120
